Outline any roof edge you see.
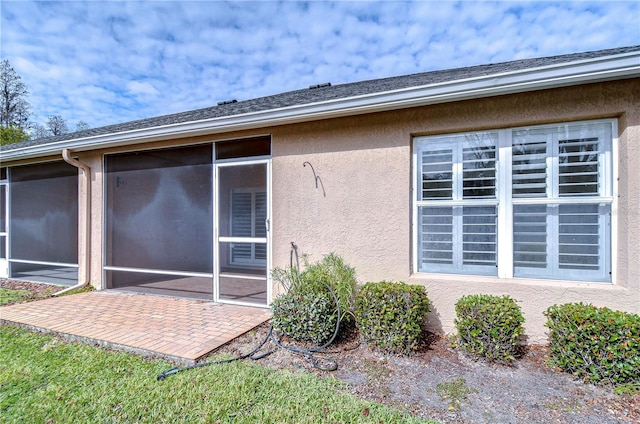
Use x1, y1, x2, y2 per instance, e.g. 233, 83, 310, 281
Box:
3, 49, 639, 161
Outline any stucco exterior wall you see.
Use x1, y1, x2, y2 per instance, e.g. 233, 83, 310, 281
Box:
11, 78, 636, 343
270, 79, 640, 342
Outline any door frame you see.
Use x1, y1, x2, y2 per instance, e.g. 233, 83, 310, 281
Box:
213, 157, 271, 307
0, 177, 7, 279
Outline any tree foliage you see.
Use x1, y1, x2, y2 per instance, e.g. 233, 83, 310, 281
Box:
1, 59, 31, 131
75, 120, 90, 131
0, 125, 30, 145
46, 115, 69, 136
31, 123, 49, 139
0, 60, 87, 143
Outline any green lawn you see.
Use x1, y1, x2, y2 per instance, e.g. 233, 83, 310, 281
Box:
0, 285, 91, 306
0, 326, 433, 423
0, 288, 32, 306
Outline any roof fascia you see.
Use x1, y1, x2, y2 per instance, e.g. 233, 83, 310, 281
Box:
3, 50, 639, 161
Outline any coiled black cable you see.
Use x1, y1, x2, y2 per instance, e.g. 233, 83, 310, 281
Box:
157, 280, 341, 381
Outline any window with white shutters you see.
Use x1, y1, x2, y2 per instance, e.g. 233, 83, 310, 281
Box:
416, 133, 498, 275
511, 123, 611, 281
230, 189, 267, 265
414, 120, 614, 282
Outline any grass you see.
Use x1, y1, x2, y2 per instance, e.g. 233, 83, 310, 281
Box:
0, 288, 31, 306
0, 326, 434, 423
434, 377, 477, 411
0, 285, 91, 306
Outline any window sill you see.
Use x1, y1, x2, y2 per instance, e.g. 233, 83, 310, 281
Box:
409, 272, 624, 290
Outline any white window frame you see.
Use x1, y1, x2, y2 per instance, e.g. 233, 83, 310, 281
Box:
0, 169, 8, 278
414, 132, 499, 275
413, 118, 617, 283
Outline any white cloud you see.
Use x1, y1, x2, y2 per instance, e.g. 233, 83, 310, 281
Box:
126, 81, 161, 98
1, 0, 638, 130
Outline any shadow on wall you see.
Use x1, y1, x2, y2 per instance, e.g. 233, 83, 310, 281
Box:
425, 303, 444, 335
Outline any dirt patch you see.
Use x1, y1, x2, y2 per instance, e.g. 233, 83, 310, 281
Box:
3, 280, 638, 423
216, 322, 639, 424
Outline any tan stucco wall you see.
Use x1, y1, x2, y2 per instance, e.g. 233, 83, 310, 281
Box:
11, 78, 636, 343
270, 79, 640, 342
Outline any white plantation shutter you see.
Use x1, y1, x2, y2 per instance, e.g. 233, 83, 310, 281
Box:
419, 206, 453, 266
230, 189, 267, 265
513, 204, 548, 269
512, 123, 611, 281
462, 206, 497, 267
420, 149, 453, 199
558, 204, 603, 271
416, 133, 498, 275
558, 137, 600, 196
415, 120, 613, 282
512, 134, 548, 198
231, 192, 252, 236
231, 192, 252, 262
254, 192, 267, 260
462, 143, 496, 199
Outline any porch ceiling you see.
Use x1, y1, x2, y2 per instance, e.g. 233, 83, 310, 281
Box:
0, 291, 271, 364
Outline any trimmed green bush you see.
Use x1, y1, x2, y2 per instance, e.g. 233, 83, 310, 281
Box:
271, 288, 338, 344
271, 252, 357, 343
355, 281, 430, 355
544, 303, 640, 385
454, 294, 524, 363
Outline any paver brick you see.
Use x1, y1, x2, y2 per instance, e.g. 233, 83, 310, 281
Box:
1, 291, 270, 361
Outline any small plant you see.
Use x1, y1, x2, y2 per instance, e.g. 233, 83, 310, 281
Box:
544, 302, 640, 386
435, 377, 476, 410
271, 252, 357, 344
615, 383, 640, 396
362, 358, 392, 386
355, 281, 430, 355
454, 294, 524, 363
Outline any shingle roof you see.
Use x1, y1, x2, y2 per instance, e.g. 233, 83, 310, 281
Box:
3, 45, 639, 152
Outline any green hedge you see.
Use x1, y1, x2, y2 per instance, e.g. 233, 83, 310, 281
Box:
454, 294, 524, 363
544, 303, 640, 385
271, 288, 338, 344
355, 281, 430, 355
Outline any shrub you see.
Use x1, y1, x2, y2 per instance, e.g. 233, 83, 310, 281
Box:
544, 303, 640, 386
454, 294, 524, 363
301, 252, 357, 322
271, 288, 338, 345
355, 281, 430, 355
270, 252, 356, 344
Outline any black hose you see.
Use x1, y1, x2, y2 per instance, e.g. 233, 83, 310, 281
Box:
157, 325, 276, 381
268, 280, 341, 371
290, 241, 299, 270
157, 280, 341, 381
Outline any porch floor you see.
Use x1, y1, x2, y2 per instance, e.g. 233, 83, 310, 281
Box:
0, 291, 271, 363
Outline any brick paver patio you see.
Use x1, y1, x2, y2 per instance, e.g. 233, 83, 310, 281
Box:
0, 291, 271, 363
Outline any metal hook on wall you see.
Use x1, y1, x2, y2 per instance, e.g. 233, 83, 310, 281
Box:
303, 161, 326, 197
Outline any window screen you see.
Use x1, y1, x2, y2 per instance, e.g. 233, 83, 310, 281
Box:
105, 144, 213, 273
9, 161, 78, 264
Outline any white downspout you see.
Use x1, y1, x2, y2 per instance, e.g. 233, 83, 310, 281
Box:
55, 149, 91, 295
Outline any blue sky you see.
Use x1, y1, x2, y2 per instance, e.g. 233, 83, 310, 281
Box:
1, 1, 639, 131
